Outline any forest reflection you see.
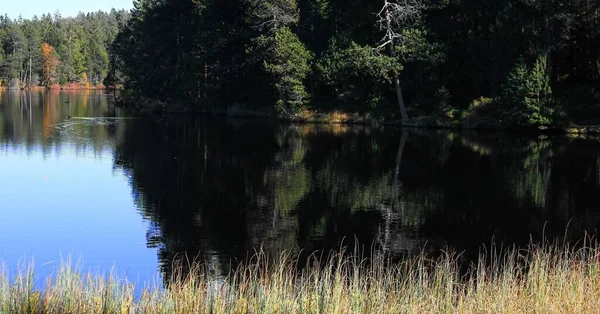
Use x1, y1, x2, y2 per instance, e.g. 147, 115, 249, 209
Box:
2, 91, 598, 281
0, 90, 120, 155
112, 118, 600, 279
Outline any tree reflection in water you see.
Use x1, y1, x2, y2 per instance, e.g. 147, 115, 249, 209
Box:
111, 118, 600, 281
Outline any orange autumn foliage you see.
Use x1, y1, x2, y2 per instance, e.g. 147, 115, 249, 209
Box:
42, 43, 60, 87
81, 73, 91, 89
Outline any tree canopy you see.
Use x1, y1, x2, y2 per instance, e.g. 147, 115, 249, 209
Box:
105, 0, 600, 125
0, 10, 129, 88
5, 0, 600, 125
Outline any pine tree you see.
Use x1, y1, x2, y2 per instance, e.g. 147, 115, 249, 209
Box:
503, 55, 554, 127
263, 26, 313, 114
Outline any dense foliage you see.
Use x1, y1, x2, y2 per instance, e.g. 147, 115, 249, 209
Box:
0, 10, 129, 89
6, 0, 600, 125
107, 0, 600, 125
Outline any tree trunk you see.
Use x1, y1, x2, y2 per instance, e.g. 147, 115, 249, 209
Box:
29, 56, 32, 88
393, 74, 409, 121
385, 1, 409, 122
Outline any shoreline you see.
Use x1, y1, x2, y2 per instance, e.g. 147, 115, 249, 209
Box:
2, 88, 596, 136
126, 99, 600, 136
0, 86, 106, 91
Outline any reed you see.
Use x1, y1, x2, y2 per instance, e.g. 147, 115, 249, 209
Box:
1, 240, 600, 313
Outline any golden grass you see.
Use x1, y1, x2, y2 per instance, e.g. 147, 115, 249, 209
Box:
2, 240, 600, 313
294, 109, 380, 125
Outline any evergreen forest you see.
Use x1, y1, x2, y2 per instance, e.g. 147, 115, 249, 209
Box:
4, 0, 600, 127
0, 10, 129, 89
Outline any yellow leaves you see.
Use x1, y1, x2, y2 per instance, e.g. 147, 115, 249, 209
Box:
42, 43, 60, 86
81, 73, 91, 89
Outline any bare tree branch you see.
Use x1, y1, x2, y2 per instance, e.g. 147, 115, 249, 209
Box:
247, 0, 299, 34
375, 0, 422, 122
376, 0, 423, 47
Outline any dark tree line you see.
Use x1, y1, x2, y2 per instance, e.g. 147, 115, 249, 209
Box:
5, 1, 600, 125
0, 10, 129, 89
108, 0, 600, 126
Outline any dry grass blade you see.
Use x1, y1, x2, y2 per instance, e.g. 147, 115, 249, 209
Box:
1, 240, 600, 313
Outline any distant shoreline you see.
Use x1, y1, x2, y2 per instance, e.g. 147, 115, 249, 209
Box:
121, 98, 600, 136
0, 85, 106, 91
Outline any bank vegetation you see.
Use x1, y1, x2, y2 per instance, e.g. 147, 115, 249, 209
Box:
2, 240, 600, 313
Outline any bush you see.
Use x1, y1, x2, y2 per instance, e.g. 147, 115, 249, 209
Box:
469, 96, 493, 111
502, 56, 554, 127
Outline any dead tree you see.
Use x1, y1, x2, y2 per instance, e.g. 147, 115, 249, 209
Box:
376, 0, 422, 123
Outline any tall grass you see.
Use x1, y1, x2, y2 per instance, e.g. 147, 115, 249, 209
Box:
2, 240, 600, 313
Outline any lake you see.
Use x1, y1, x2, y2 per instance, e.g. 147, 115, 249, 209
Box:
1, 90, 600, 285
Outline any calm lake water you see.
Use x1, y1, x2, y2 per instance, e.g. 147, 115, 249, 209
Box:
1, 90, 600, 284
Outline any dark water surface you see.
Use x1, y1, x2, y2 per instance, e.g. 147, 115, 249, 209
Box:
1, 90, 600, 284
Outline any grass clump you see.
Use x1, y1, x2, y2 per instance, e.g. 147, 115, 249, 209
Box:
2, 240, 600, 313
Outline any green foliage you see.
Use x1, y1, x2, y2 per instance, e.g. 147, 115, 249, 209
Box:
315, 38, 405, 110
367, 90, 385, 108
2, 23, 27, 80
111, 0, 208, 100
503, 56, 554, 127
103, 46, 124, 93
262, 27, 313, 115
0, 11, 128, 87
6, 0, 586, 125
316, 39, 401, 91
469, 97, 494, 111
396, 28, 444, 64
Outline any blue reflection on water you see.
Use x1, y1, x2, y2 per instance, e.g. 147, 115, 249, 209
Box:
0, 91, 160, 292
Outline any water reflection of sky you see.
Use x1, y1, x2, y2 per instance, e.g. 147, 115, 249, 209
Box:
0, 145, 160, 288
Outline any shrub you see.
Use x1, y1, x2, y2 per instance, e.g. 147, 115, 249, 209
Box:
469, 97, 493, 111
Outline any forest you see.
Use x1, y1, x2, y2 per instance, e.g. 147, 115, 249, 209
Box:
4, 0, 600, 127
0, 10, 129, 89
106, 0, 600, 127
